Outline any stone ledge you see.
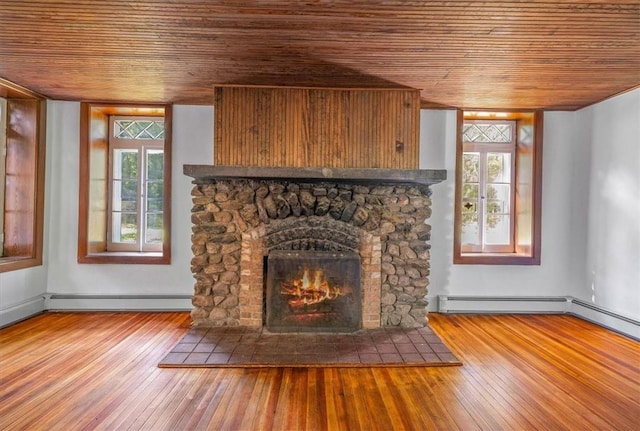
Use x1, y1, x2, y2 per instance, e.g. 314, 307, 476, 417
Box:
184, 164, 446, 186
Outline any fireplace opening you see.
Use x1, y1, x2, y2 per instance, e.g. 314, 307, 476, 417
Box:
266, 250, 361, 332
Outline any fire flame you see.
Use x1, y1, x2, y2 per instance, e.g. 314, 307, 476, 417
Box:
280, 267, 345, 308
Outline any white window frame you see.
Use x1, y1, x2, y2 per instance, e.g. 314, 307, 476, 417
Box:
107, 116, 164, 253
461, 119, 516, 253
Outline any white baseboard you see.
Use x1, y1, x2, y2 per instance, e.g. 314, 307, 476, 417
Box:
5, 294, 637, 340
0, 295, 46, 328
437, 295, 639, 340
438, 295, 569, 314
568, 298, 639, 340
45, 294, 192, 311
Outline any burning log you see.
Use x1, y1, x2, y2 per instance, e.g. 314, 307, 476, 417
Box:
280, 268, 346, 309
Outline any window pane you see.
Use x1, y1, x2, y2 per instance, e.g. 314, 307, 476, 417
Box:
487, 153, 511, 183
461, 217, 480, 246
114, 120, 164, 140
112, 179, 138, 212
462, 152, 479, 183
146, 180, 163, 212
463, 123, 513, 143
145, 213, 163, 244
462, 183, 479, 200
113, 149, 138, 180
484, 215, 511, 245
485, 184, 511, 214
112, 212, 138, 243
461, 183, 479, 245
146, 150, 164, 180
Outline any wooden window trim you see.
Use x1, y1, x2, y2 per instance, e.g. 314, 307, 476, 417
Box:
78, 103, 172, 264
454, 110, 543, 265
0, 79, 46, 273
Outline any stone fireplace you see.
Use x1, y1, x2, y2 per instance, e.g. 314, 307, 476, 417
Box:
185, 165, 445, 330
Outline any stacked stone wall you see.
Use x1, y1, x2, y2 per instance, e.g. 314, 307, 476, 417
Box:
190, 179, 433, 328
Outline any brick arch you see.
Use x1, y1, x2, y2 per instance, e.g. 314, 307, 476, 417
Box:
265, 216, 361, 253
239, 221, 381, 328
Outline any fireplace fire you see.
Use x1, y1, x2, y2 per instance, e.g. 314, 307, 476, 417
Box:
266, 250, 361, 332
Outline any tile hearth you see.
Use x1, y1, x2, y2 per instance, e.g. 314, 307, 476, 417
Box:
159, 325, 460, 368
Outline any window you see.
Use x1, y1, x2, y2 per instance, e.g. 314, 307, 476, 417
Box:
0, 79, 46, 273
78, 104, 172, 264
454, 111, 542, 265
108, 117, 165, 252
460, 120, 516, 253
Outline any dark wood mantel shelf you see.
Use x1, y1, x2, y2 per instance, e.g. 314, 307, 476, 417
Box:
184, 165, 446, 186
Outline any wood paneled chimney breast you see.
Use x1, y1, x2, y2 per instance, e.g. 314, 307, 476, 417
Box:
214, 85, 420, 169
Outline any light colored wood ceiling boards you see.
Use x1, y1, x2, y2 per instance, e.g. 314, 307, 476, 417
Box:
1, 1, 638, 110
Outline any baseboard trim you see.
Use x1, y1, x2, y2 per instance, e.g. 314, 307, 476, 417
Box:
45, 294, 192, 311
568, 298, 639, 340
0, 295, 46, 328
6, 294, 637, 340
438, 295, 639, 340
438, 295, 569, 314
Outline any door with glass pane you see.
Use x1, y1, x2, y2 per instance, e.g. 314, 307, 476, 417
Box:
108, 116, 164, 252
461, 120, 516, 253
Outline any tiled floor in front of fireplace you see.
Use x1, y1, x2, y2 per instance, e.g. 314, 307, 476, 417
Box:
159, 325, 461, 368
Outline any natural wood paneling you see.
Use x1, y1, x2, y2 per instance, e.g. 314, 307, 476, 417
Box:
214, 86, 419, 168
0, 78, 46, 272
0, 312, 638, 430
88, 108, 108, 253
4, 99, 38, 257
1, 2, 638, 110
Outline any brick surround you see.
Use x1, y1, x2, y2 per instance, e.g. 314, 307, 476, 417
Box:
239, 220, 382, 328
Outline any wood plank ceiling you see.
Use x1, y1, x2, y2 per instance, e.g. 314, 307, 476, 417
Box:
1, 1, 638, 110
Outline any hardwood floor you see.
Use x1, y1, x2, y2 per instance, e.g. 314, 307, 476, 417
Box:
0, 312, 638, 430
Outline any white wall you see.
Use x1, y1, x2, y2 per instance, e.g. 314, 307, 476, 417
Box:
2, 93, 637, 329
0, 266, 47, 325
579, 89, 640, 320
44, 103, 214, 305
421, 91, 640, 328
421, 110, 584, 305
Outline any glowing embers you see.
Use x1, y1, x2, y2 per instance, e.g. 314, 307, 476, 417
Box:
266, 250, 361, 332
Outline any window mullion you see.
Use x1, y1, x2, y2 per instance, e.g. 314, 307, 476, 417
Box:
138, 146, 145, 252
479, 149, 487, 251
509, 147, 516, 251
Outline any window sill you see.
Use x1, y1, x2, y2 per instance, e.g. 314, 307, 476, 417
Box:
455, 252, 540, 265
0, 256, 43, 273
78, 252, 170, 265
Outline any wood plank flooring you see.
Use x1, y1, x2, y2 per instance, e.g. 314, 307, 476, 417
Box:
0, 312, 638, 430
